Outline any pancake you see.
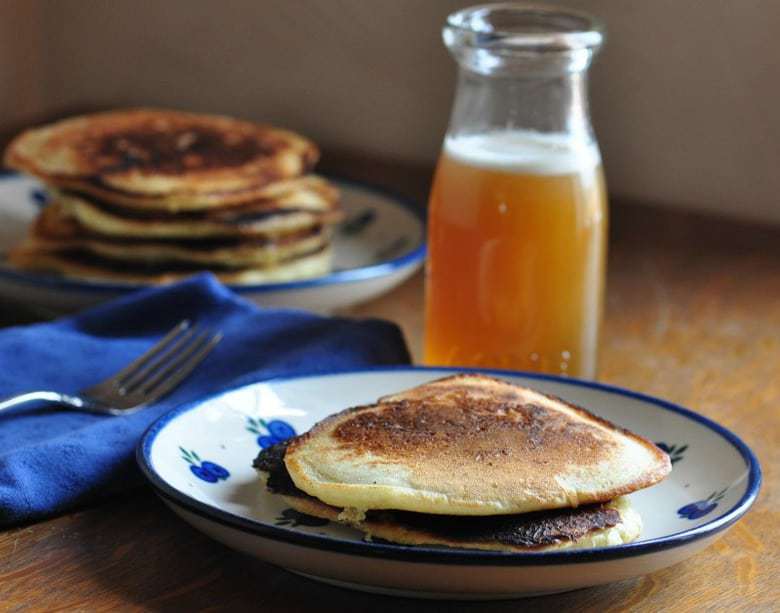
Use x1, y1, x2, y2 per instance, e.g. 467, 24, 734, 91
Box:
55, 177, 341, 239
4, 108, 318, 207
53, 172, 340, 212
44, 230, 329, 269
254, 440, 642, 552
5, 244, 332, 285
284, 374, 671, 516
24, 200, 330, 268
284, 494, 640, 552
284, 494, 641, 552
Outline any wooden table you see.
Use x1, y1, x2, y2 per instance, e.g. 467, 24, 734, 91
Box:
1, 160, 777, 611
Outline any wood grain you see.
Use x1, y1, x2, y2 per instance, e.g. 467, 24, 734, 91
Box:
1, 158, 778, 611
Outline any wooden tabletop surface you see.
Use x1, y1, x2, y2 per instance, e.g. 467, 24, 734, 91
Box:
0, 159, 777, 612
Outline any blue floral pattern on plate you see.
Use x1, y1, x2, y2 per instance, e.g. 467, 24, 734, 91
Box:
656, 442, 688, 465
180, 447, 230, 483
30, 188, 48, 208
678, 488, 728, 520
246, 417, 296, 448
340, 208, 376, 236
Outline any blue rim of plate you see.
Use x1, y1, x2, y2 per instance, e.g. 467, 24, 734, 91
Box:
136, 365, 762, 566
0, 173, 427, 294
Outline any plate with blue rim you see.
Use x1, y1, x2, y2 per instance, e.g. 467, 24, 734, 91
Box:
0, 173, 425, 315
137, 366, 761, 600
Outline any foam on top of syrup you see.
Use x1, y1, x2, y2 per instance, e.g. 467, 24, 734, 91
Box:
444, 131, 601, 175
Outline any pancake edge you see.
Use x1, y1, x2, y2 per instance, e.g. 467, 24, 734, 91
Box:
280, 494, 642, 553
284, 374, 672, 516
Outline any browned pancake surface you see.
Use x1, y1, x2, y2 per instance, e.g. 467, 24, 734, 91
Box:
5, 109, 318, 197
75, 121, 283, 176
331, 396, 614, 468
284, 374, 671, 515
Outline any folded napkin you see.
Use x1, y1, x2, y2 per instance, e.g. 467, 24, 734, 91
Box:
0, 274, 410, 527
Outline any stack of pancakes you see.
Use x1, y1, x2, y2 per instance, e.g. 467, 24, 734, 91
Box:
4, 109, 342, 284
255, 374, 672, 552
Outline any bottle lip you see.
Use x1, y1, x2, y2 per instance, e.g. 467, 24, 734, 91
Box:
445, 3, 604, 53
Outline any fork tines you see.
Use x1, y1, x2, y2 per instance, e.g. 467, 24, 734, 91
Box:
113, 320, 222, 400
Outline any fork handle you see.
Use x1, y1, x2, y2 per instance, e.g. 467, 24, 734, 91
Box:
0, 391, 87, 413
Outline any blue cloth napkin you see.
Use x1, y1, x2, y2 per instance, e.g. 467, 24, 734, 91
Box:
0, 274, 410, 526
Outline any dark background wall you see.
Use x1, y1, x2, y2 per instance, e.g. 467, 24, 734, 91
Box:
2, 0, 778, 222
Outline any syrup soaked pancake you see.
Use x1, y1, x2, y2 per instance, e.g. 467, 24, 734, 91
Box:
21, 201, 329, 268
4, 109, 318, 206
254, 440, 642, 552
54, 177, 341, 239
284, 374, 671, 516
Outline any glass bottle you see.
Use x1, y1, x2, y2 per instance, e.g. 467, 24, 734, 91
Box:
424, 3, 607, 378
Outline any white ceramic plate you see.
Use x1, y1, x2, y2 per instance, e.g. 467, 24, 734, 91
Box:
0, 174, 425, 314
137, 367, 761, 600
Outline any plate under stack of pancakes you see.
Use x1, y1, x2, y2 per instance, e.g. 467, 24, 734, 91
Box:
4, 109, 342, 284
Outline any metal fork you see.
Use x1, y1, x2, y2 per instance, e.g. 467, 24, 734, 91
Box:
0, 320, 222, 415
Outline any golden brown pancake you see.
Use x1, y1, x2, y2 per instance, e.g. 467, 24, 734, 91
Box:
54, 177, 341, 239
284, 374, 671, 516
254, 439, 642, 552
4, 108, 318, 207
4, 109, 341, 286
284, 493, 641, 552
6, 244, 332, 285
40, 230, 329, 269
23, 200, 330, 268
53, 172, 340, 212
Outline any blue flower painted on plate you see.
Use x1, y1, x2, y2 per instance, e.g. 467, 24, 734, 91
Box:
678, 488, 727, 520
656, 442, 688, 465
30, 188, 48, 209
246, 416, 296, 448
340, 208, 376, 236
180, 447, 230, 483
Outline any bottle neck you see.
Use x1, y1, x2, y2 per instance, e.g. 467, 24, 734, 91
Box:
447, 67, 595, 144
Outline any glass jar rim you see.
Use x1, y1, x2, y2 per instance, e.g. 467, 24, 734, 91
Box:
446, 3, 604, 52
